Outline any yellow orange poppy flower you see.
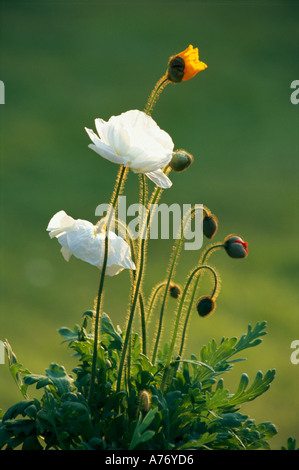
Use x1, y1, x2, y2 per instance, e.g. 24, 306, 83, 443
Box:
167, 45, 207, 83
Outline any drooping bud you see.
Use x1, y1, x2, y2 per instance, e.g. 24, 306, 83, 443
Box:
224, 235, 248, 259
203, 213, 218, 239
196, 296, 216, 318
170, 150, 194, 173
169, 282, 181, 299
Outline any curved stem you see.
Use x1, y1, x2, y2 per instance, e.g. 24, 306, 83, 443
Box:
185, 243, 224, 321
175, 243, 224, 361
164, 265, 218, 372
144, 76, 169, 116
179, 265, 218, 358
88, 165, 127, 405
201, 243, 224, 265
151, 205, 203, 364
151, 238, 182, 364
146, 282, 167, 326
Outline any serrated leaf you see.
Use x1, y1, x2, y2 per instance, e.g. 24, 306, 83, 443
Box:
100, 312, 123, 349
228, 369, 276, 407
24, 374, 52, 389
58, 326, 80, 343
234, 322, 267, 354
129, 407, 158, 450
3, 340, 30, 399
177, 432, 218, 449
45, 363, 74, 396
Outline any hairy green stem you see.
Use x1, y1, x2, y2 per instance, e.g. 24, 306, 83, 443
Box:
164, 265, 218, 373
151, 205, 204, 364
144, 77, 169, 116
146, 282, 167, 326
177, 243, 224, 359
88, 165, 127, 405
138, 174, 148, 355
116, 184, 163, 392
179, 266, 219, 357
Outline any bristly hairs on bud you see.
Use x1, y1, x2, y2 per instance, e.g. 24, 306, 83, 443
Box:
196, 295, 216, 318
138, 390, 151, 415
170, 149, 194, 173
169, 282, 181, 299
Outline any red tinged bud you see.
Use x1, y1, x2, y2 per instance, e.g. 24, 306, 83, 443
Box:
224, 235, 248, 259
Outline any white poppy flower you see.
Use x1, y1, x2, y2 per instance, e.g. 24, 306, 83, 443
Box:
47, 210, 136, 276
85, 109, 174, 189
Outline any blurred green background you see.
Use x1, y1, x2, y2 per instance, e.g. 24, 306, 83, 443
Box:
0, 0, 298, 449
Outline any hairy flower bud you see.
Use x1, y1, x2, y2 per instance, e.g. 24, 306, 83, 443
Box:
139, 390, 151, 414
224, 235, 248, 259
203, 213, 218, 239
169, 283, 181, 299
170, 150, 194, 173
196, 296, 216, 318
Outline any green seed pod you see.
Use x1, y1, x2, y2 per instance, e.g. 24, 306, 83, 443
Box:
203, 214, 218, 239
170, 150, 194, 173
196, 296, 216, 318
224, 235, 248, 259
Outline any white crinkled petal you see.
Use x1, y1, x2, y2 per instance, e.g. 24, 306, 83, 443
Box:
85, 127, 126, 165
64, 225, 99, 265
145, 169, 173, 189
108, 121, 131, 157
60, 246, 72, 261
47, 210, 75, 238
104, 231, 136, 276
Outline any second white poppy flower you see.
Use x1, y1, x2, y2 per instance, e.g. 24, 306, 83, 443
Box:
47, 210, 136, 276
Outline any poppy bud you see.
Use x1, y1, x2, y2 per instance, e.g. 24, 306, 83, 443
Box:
169, 283, 181, 299
139, 390, 151, 414
167, 45, 207, 83
170, 150, 194, 173
224, 235, 248, 259
196, 296, 216, 318
203, 214, 218, 239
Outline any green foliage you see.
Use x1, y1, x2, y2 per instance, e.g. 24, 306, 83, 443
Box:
281, 437, 298, 451
0, 316, 281, 450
